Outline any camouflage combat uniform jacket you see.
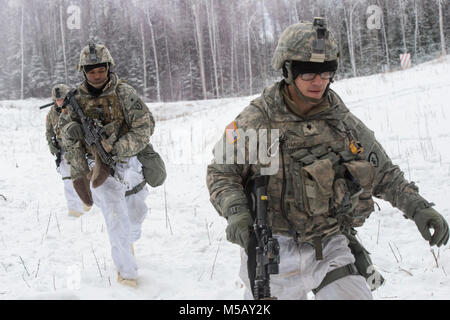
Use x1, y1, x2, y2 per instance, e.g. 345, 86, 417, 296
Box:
45, 104, 63, 154
59, 72, 155, 180
206, 80, 431, 244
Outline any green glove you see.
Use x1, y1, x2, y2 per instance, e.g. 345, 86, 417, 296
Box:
63, 122, 84, 144
226, 211, 253, 251
413, 207, 449, 247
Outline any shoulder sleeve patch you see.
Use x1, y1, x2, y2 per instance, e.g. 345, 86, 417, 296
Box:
369, 152, 379, 167
225, 121, 240, 144
124, 92, 147, 112
126, 92, 138, 107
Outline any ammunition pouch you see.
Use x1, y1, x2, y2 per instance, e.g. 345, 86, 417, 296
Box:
289, 148, 375, 229
301, 159, 334, 216
332, 160, 375, 228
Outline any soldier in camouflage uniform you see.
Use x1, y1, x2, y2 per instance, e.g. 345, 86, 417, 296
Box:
59, 42, 157, 288
46, 84, 87, 217
206, 18, 449, 299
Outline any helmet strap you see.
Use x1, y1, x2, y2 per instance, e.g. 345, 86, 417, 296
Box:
291, 82, 325, 106
285, 61, 329, 106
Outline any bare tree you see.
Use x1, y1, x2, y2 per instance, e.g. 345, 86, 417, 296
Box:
377, 0, 391, 71
438, 0, 447, 56
191, 0, 207, 99
163, 18, 174, 101
343, 0, 361, 77
206, 0, 219, 98
399, 0, 408, 53
139, 17, 147, 100
1, 0, 449, 100
230, 10, 236, 94
20, 2, 24, 99
414, 0, 420, 58
246, 5, 255, 95
260, 0, 269, 87
59, 0, 68, 84
145, 6, 161, 102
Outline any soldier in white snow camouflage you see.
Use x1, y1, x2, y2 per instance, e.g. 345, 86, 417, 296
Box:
59, 41, 165, 288
206, 18, 449, 300
46, 83, 87, 217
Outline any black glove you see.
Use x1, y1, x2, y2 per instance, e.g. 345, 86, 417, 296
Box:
413, 207, 449, 247
226, 211, 253, 251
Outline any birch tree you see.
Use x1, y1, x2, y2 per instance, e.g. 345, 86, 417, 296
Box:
377, 0, 391, 71
59, 0, 68, 84
1, 0, 449, 100
414, 0, 420, 57
399, 0, 408, 53
139, 17, 148, 100
343, 0, 361, 77
191, 0, 207, 99
438, 0, 447, 56
260, 0, 269, 87
246, 5, 255, 95
163, 17, 174, 101
206, 0, 219, 98
20, 2, 24, 99
145, 6, 161, 102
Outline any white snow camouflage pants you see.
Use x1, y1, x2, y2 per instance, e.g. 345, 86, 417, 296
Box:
88, 156, 149, 280
58, 153, 84, 214
239, 234, 373, 300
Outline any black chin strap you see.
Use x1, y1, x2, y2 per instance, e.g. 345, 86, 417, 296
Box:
285, 61, 332, 107
291, 80, 330, 107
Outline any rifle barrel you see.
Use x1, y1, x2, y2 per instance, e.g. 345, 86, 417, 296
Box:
39, 102, 54, 109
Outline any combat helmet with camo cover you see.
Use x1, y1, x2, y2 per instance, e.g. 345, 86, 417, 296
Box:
272, 17, 339, 84
51, 83, 70, 101
77, 40, 115, 72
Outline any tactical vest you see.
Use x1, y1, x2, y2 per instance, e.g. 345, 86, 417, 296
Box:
76, 79, 130, 142
249, 90, 376, 244
49, 106, 63, 142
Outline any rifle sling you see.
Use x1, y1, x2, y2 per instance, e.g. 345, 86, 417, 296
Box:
312, 263, 359, 295
251, 101, 299, 244
125, 180, 146, 197
313, 236, 324, 260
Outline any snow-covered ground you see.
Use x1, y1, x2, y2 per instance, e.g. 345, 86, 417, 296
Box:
1, 56, 450, 300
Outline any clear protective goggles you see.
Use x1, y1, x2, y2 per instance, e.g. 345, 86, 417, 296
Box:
298, 71, 335, 81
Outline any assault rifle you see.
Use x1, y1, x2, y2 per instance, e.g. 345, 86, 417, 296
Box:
51, 135, 62, 168
61, 89, 115, 168
246, 175, 280, 300
38, 102, 54, 109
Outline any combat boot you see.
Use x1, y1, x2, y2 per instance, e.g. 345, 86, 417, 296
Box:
117, 272, 137, 288
82, 202, 92, 212
68, 210, 83, 217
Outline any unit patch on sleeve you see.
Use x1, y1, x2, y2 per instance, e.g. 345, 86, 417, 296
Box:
225, 121, 240, 144
369, 152, 379, 167
127, 92, 143, 110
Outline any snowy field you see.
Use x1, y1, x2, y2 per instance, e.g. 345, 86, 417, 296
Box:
1, 56, 450, 300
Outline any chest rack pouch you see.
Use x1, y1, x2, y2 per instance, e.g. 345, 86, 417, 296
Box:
301, 159, 335, 216
333, 160, 375, 227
